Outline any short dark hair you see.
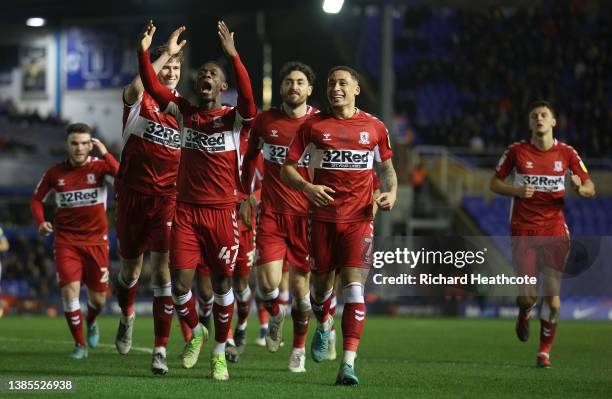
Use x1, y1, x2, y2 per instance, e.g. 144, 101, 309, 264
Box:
198, 61, 227, 82
151, 45, 184, 64
279, 61, 316, 85
528, 100, 556, 117
66, 122, 92, 137
327, 65, 360, 84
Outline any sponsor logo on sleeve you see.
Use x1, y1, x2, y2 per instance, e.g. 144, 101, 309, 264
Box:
580, 160, 588, 173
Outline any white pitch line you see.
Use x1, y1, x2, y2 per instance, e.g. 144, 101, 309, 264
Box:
0, 336, 153, 354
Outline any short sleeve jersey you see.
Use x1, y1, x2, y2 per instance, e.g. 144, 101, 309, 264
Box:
247, 106, 317, 215
32, 157, 117, 245
117, 91, 181, 196
495, 139, 590, 229
286, 109, 393, 222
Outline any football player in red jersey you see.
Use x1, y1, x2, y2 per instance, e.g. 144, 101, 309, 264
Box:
138, 20, 256, 380
31, 123, 118, 360
327, 168, 382, 361
490, 100, 595, 368
114, 22, 191, 375
282, 66, 397, 385
241, 61, 317, 372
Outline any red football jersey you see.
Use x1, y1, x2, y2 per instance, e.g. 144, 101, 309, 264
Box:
286, 109, 393, 222
116, 91, 181, 196
245, 106, 317, 215
31, 155, 119, 246
495, 139, 590, 229
138, 50, 257, 208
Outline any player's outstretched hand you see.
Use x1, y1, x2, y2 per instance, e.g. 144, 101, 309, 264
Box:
375, 191, 396, 211
38, 222, 54, 237
517, 184, 535, 198
166, 26, 187, 56
139, 20, 156, 54
570, 174, 582, 191
218, 21, 238, 57
304, 183, 335, 207
91, 138, 108, 156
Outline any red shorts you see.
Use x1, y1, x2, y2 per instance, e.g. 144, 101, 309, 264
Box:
170, 202, 239, 277
255, 208, 310, 273
235, 228, 254, 278
54, 244, 109, 292
511, 223, 570, 277
196, 262, 210, 277
308, 219, 374, 275
116, 187, 175, 259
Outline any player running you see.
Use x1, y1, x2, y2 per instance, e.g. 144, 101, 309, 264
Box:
490, 100, 595, 368
31, 123, 118, 360
281, 66, 397, 385
114, 22, 191, 375
327, 169, 381, 361
138, 20, 257, 380
241, 61, 317, 372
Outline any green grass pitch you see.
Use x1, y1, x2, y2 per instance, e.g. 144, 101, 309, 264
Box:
0, 316, 610, 398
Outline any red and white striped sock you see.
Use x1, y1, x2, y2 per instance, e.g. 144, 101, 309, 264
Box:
213, 289, 235, 354
63, 297, 85, 346
172, 290, 200, 331
311, 289, 333, 326
341, 283, 366, 366
152, 283, 174, 348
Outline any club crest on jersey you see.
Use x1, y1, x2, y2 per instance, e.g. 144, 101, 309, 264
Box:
322, 132, 332, 141
86, 174, 96, 184
270, 129, 279, 137
213, 116, 224, 128
57, 179, 66, 186
553, 161, 563, 172
359, 131, 370, 145
525, 161, 534, 169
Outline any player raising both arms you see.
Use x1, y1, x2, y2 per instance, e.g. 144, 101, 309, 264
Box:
490, 100, 595, 368
281, 66, 397, 385
241, 61, 318, 372
31, 124, 118, 359
114, 22, 190, 375
138, 20, 257, 380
